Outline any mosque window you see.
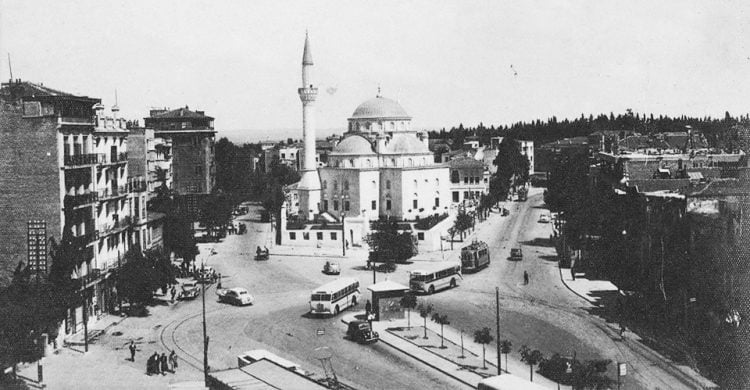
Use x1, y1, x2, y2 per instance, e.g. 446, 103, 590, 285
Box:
344, 180, 349, 191
333, 181, 338, 191
390, 122, 395, 130
386, 200, 392, 210
386, 180, 391, 190
349, 159, 354, 167
414, 179, 418, 189
322, 180, 327, 189
408, 158, 413, 166
391, 158, 396, 166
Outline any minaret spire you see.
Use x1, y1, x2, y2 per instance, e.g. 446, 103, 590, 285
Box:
297, 32, 321, 220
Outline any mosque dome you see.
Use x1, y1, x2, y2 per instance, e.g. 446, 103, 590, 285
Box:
383, 133, 430, 154
350, 96, 411, 120
331, 134, 375, 155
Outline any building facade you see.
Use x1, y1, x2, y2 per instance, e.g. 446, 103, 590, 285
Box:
449, 157, 489, 205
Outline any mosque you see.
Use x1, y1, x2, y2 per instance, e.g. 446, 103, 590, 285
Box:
294, 34, 450, 226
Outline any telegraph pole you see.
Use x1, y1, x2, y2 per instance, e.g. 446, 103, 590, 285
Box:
202, 271, 209, 386
496, 287, 501, 375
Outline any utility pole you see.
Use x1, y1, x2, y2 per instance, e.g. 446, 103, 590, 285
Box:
202, 270, 209, 386
496, 287, 501, 375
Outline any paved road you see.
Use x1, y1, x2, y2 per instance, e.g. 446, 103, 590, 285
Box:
423, 190, 693, 390
158, 206, 468, 390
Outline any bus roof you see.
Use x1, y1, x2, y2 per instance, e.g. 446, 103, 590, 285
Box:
411, 263, 460, 276
478, 374, 549, 390
311, 277, 359, 294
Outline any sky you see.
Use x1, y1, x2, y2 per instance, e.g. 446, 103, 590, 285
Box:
2, 1, 750, 143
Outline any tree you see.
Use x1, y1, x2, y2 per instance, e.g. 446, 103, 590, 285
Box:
199, 192, 233, 240
116, 250, 160, 312
431, 312, 450, 348
473, 327, 494, 369
146, 247, 177, 290
500, 339, 513, 373
490, 137, 530, 205
569, 359, 614, 390
416, 301, 433, 339
365, 220, 417, 268
519, 345, 544, 382
399, 292, 418, 329
453, 209, 474, 241
163, 212, 198, 269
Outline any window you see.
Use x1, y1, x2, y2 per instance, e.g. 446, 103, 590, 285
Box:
408, 158, 413, 166
451, 171, 459, 183
391, 158, 396, 166
386, 180, 391, 190
344, 201, 350, 211
349, 159, 354, 167
289, 232, 296, 240
281, 153, 286, 159
195, 165, 203, 175
303, 232, 310, 240
330, 232, 337, 240
386, 200, 392, 210
435, 178, 439, 186
453, 191, 459, 202
371, 200, 377, 210
317, 232, 323, 240
367, 159, 372, 168
372, 180, 376, 189
414, 180, 418, 189
323, 200, 328, 211
464, 191, 469, 198
413, 199, 418, 209
333, 200, 339, 211
435, 197, 440, 207
464, 177, 469, 184
333, 181, 338, 191
344, 180, 349, 191
417, 232, 425, 241
322, 180, 327, 189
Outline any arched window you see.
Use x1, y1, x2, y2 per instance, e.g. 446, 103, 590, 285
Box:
386, 180, 391, 190
391, 158, 396, 166
343, 180, 349, 191
349, 159, 354, 168
322, 180, 327, 189
414, 179, 418, 189
408, 158, 413, 166
435, 178, 439, 186
333, 180, 338, 191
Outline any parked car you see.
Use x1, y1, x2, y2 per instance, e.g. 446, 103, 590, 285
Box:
179, 281, 200, 300
346, 320, 379, 344
323, 261, 341, 275
217, 287, 255, 306
509, 247, 523, 261
539, 214, 550, 223
196, 266, 217, 284
501, 208, 510, 216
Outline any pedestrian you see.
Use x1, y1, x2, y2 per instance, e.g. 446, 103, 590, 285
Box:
169, 350, 178, 371
146, 354, 153, 375
571, 268, 576, 281
619, 324, 626, 340
150, 351, 160, 375
523, 271, 529, 285
217, 273, 222, 289
171, 286, 177, 303
365, 300, 372, 316
256, 246, 262, 257
129, 340, 137, 362
160, 353, 168, 375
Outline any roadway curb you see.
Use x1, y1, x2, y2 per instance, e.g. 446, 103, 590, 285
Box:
377, 331, 477, 389
556, 263, 715, 389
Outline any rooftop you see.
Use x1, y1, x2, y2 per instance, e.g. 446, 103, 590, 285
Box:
148, 106, 214, 120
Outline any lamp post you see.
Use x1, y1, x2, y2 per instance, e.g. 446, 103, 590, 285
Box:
340, 192, 349, 257
201, 247, 216, 387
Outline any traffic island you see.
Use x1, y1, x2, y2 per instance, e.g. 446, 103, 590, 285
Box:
388, 326, 498, 377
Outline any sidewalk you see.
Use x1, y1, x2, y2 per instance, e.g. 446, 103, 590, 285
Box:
342, 312, 562, 389
269, 244, 369, 260
558, 265, 718, 390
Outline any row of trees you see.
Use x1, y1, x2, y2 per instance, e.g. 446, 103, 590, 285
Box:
398, 293, 611, 388
428, 111, 750, 149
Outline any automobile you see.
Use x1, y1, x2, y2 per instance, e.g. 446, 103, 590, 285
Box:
538, 214, 550, 223
323, 261, 341, 275
501, 208, 510, 216
509, 247, 523, 261
217, 287, 255, 306
196, 266, 216, 284
346, 320, 379, 344
179, 281, 200, 300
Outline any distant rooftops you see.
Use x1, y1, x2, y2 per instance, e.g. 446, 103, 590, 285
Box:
0, 79, 98, 103
147, 106, 213, 120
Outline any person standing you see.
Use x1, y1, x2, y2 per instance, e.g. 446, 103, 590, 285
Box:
169, 350, 178, 371
170, 286, 177, 303
365, 300, 372, 316
160, 353, 168, 375
129, 341, 137, 362
523, 271, 529, 285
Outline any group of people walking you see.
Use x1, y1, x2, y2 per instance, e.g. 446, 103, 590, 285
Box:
129, 341, 178, 376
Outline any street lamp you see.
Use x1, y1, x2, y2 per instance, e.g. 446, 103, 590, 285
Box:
200, 247, 216, 387
340, 192, 349, 257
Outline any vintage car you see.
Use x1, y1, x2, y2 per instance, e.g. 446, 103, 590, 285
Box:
217, 287, 255, 306
323, 261, 341, 275
538, 214, 550, 223
196, 266, 217, 284
179, 281, 200, 300
509, 247, 523, 261
346, 320, 379, 344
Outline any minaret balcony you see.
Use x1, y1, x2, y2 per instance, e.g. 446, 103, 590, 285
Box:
298, 87, 318, 103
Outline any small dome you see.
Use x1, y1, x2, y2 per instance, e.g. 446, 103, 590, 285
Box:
383, 133, 429, 154
331, 135, 375, 155
350, 96, 410, 120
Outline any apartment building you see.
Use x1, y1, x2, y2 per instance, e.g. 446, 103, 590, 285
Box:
0, 80, 136, 339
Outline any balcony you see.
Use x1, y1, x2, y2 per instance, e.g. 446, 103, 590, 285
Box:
109, 152, 128, 164
60, 117, 95, 126
98, 186, 128, 200
64, 153, 103, 167
71, 230, 98, 247
64, 192, 98, 209
75, 268, 101, 289
98, 216, 132, 237
127, 179, 147, 193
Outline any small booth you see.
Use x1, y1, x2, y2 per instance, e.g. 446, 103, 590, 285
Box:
367, 280, 410, 321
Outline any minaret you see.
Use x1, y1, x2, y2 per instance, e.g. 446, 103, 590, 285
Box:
296, 32, 321, 220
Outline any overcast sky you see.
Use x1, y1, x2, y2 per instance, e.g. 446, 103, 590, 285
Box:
2, 1, 749, 142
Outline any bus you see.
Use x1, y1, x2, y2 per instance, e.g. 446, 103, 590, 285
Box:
309, 277, 361, 316
409, 263, 462, 294
461, 241, 490, 273
477, 374, 549, 390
